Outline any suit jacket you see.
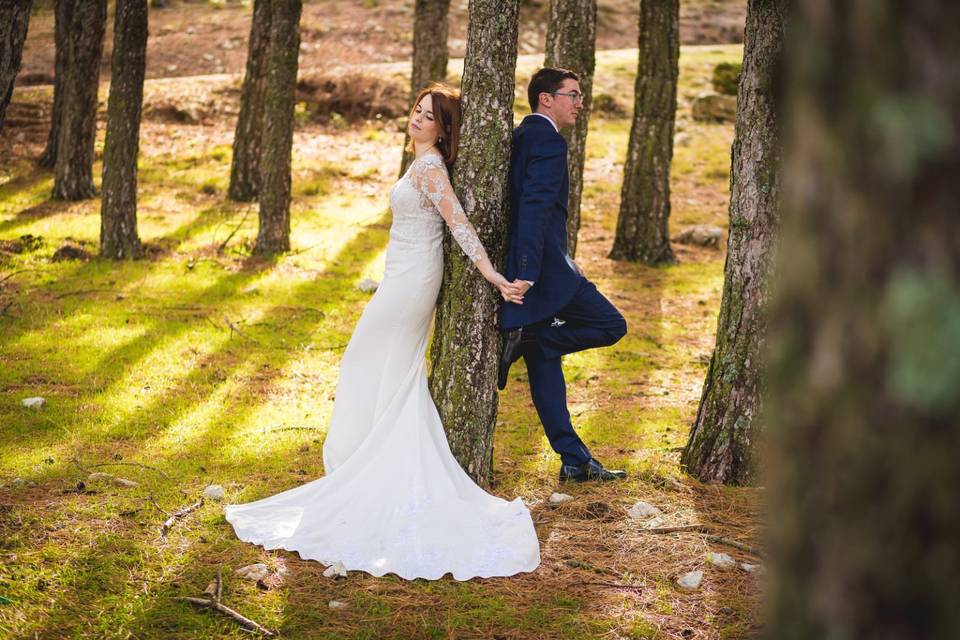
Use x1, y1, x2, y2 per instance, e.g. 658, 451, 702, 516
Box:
501, 114, 583, 330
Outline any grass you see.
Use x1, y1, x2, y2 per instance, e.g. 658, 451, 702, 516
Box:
0, 45, 759, 639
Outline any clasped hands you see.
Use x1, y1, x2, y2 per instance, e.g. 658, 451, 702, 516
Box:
489, 274, 530, 305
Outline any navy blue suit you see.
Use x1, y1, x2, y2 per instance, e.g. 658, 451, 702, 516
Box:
501, 114, 627, 467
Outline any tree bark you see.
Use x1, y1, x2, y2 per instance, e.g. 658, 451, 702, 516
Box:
0, 0, 32, 131
253, 0, 301, 255
228, 0, 271, 202
398, 0, 451, 178
767, 2, 960, 638
428, 0, 519, 487
52, 0, 106, 201
609, 0, 678, 264
40, 0, 72, 168
681, 0, 784, 485
99, 0, 147, 260
544, 0, 595, 258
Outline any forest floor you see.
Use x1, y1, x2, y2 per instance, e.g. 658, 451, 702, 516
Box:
0, 33, 763, 640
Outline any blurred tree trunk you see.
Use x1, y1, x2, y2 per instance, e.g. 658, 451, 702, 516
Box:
52, 0, 106, 200
99, 0, 147, 259
41, 0, 72, 168
428, 0, 519, 486
544, 0, 595, 258
253, 0, 301, 255
398, 0, 451, 177
767, 2, 960, 638
681, 0, 784, 485
609, 0, 678, 264
0, 0, 32, 131
229, 0, 271, 201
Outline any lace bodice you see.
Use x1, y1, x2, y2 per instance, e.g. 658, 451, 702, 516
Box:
388, 153, 486, 263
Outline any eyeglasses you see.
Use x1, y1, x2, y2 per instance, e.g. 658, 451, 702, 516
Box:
551, 90, 583, 105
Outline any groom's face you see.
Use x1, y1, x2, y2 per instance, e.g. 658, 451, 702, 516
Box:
543, 78, 582, 130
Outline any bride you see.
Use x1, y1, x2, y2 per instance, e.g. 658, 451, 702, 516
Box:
225, 84, 542, 580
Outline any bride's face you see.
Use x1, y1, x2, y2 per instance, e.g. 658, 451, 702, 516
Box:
408, 94, 440, 146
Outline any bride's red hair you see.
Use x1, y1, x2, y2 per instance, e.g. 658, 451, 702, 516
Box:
406, 83, 461, 167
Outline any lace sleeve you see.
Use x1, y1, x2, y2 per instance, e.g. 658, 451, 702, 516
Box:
411, 156, 488, 264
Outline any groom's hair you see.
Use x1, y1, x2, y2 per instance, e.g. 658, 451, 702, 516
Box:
528, 67, 579, 112
406, 83, 462, 167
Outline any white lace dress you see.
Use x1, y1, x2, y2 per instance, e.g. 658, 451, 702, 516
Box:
224, 152, 541, 581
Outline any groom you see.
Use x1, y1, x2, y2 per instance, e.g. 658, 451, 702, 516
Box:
499, 67, 628, 483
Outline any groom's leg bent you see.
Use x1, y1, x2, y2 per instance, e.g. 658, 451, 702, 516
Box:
523, 349, 592, 467
533, 279, 627, 361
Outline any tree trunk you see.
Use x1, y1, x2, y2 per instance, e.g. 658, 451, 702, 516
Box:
767, 2, 960, 638
398, 0, 451, 178
428, 0, 519, 487
253, 0, 301, 255
0, 0, 32, 131
52, 0, 106, 201
40, 0, 72, 168
680, 0, 784, 485
544, 0, 595, 258
99, 0, 147, 260
228, 0, 271, 202
609, 0, 678, 264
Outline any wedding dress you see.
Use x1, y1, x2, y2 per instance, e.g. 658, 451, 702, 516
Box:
225, 152, 541, 580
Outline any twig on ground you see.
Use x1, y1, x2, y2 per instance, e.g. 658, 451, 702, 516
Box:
53, 289, 115, 299
160, 497, 204, 536
217, 208, 252, 254
580, 581, 644, 593
88, 461, 172, 480
179, 596, 277, 637
203, 315, 222, 330
224, 316, 260, 344
646, 524, 764, 558
267, 426, 322, 433
0, 269, 43, 286
147, 494, 171, 517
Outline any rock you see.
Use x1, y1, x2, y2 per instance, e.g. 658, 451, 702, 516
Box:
548, 492, 574, 504
673, 225, 724, 248
328, 600, 349, 609
52, 244, 92, 262
642, 516, 666, 529
113, 477, 138, 488
674, 132, 692, 147
691, 93, 737, 123
88, 472, 114, 482
705, 552, 736, 569
21, 397, 45, 409
740, 562, 764, 574
202, 484, 225, 500
356, 278, 379, 293
627, 501, 661, 520
11, 477, 23, 486
323, 561, 347, 578
676, 570, 703, 591
235, 563, 270, 581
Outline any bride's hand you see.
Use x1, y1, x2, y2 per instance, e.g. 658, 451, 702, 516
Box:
489, 272, 524, 304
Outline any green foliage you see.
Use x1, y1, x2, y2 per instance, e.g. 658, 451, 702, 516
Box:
712, 61, 742, 96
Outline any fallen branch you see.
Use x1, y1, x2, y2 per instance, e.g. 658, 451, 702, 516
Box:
147, 494, 170, 517
53, 288, 115, 299
179, 596, 277, 637
217, 208, 252, 254
160, 497, 204, 536
580, 581, 644, 593
645, 524, 764, 558
88, 461, 172, 480
224, 316, 260, 344
0, 269, 43, 286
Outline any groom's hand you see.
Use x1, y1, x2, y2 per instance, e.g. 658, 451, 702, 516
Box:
512, 279, 533, 295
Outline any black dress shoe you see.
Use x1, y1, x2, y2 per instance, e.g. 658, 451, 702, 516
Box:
498, 328, 524, 390
559, 458, 628, 483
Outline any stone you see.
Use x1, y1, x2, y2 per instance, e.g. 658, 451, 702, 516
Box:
642, 516, 666, 529
627, 501, 661, 520
691, 93, 737, 123
21, 397, 45, 409
88, 472, 114, 482
356, 278, 379, 293
235, 563, 270, 581
673, 225, 724, 248
740, 562, 764, 574
676, 570, 703, 591
548, 492, 574, 504
328, 600, 349, 609
323, 561, 347, 578
202, 484, 225, 500
674, 132, 692, 147
705, 552, 736, 569
113, 477, 138, 488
